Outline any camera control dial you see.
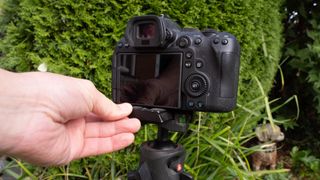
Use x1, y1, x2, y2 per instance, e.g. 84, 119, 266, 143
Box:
202, 29, 218, 36
185, 74, 208, 97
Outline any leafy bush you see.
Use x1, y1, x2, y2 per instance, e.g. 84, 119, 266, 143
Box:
290, 146, 320, 179
283, 0, 320, 114
0, 0, 283, 101
271, 0, 320, 157
0, 0, 286, 179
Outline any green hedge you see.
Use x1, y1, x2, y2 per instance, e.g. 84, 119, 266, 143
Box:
0, 0, 283, 101
0, 0, 284, 179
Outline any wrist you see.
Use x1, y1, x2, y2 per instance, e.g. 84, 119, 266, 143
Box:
0, 69, 31, 156
0, 69, 16, 154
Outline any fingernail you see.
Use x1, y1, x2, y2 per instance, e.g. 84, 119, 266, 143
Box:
118, 103, 132, 112
131, 118, 141, 132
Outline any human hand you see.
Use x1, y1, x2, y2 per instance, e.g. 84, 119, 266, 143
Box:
0, 69, 140, 166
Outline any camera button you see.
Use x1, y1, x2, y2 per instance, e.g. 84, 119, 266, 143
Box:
195, 38, 202, 45
197, 102, 204, 108
185, 61, 192, 68
222, 39, 228, 45
118, 42, 123, 48
213, 38, 220, 44
185, 52, 193, 59
188, 101, 195, 108
191, 81, 201, 91
196, 61, 203, 68
178, 37, 190, 48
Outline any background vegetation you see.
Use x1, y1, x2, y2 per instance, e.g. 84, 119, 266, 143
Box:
0, 0, 283, 101
270, 0, 320, 178
1, 0, 316, 179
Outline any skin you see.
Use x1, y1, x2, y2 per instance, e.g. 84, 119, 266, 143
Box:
0, 69, 141, 166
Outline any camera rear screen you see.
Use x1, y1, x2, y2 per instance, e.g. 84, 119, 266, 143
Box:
118, 53, 182, 108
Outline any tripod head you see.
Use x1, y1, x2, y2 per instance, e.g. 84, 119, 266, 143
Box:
128, 107, 194, 180
130, 106, 193, 134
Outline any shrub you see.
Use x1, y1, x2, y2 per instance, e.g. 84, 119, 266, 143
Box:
272, 0, 320, 156
0, 0, 285, 178
290, 146, 320, 179
0, 0, 283, 101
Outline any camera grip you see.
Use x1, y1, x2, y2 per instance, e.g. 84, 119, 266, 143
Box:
220, 52, 239, 98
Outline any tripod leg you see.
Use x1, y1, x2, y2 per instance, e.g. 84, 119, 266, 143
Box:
128, 140, 192, 180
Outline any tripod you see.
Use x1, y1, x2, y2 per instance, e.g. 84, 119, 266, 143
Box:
127, 107, 194, 180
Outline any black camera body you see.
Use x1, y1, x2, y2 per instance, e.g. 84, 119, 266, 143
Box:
112, 15, 240, 113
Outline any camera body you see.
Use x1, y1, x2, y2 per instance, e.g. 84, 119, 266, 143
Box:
112, 15, 240, 112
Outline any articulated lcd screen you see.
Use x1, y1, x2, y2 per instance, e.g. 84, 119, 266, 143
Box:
118, 53, 182, 108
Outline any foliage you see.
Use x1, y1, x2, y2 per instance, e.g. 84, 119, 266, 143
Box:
0, 0, 286, 179
270, 0, 320, 159
267, 0, 320, 178
0, 0, 284, 101
283, 0, 320, 114
290, 146, 320, 179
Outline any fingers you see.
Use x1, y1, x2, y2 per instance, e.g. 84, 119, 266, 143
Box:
91, 89, 133, 121
78, 133, 135, 158
84, 118, 141, 138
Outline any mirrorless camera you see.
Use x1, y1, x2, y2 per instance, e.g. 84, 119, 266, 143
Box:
112, 15, 240, 113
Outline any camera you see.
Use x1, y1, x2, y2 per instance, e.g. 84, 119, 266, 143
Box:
112, 15, 240, 179
112, 15, 240, 113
